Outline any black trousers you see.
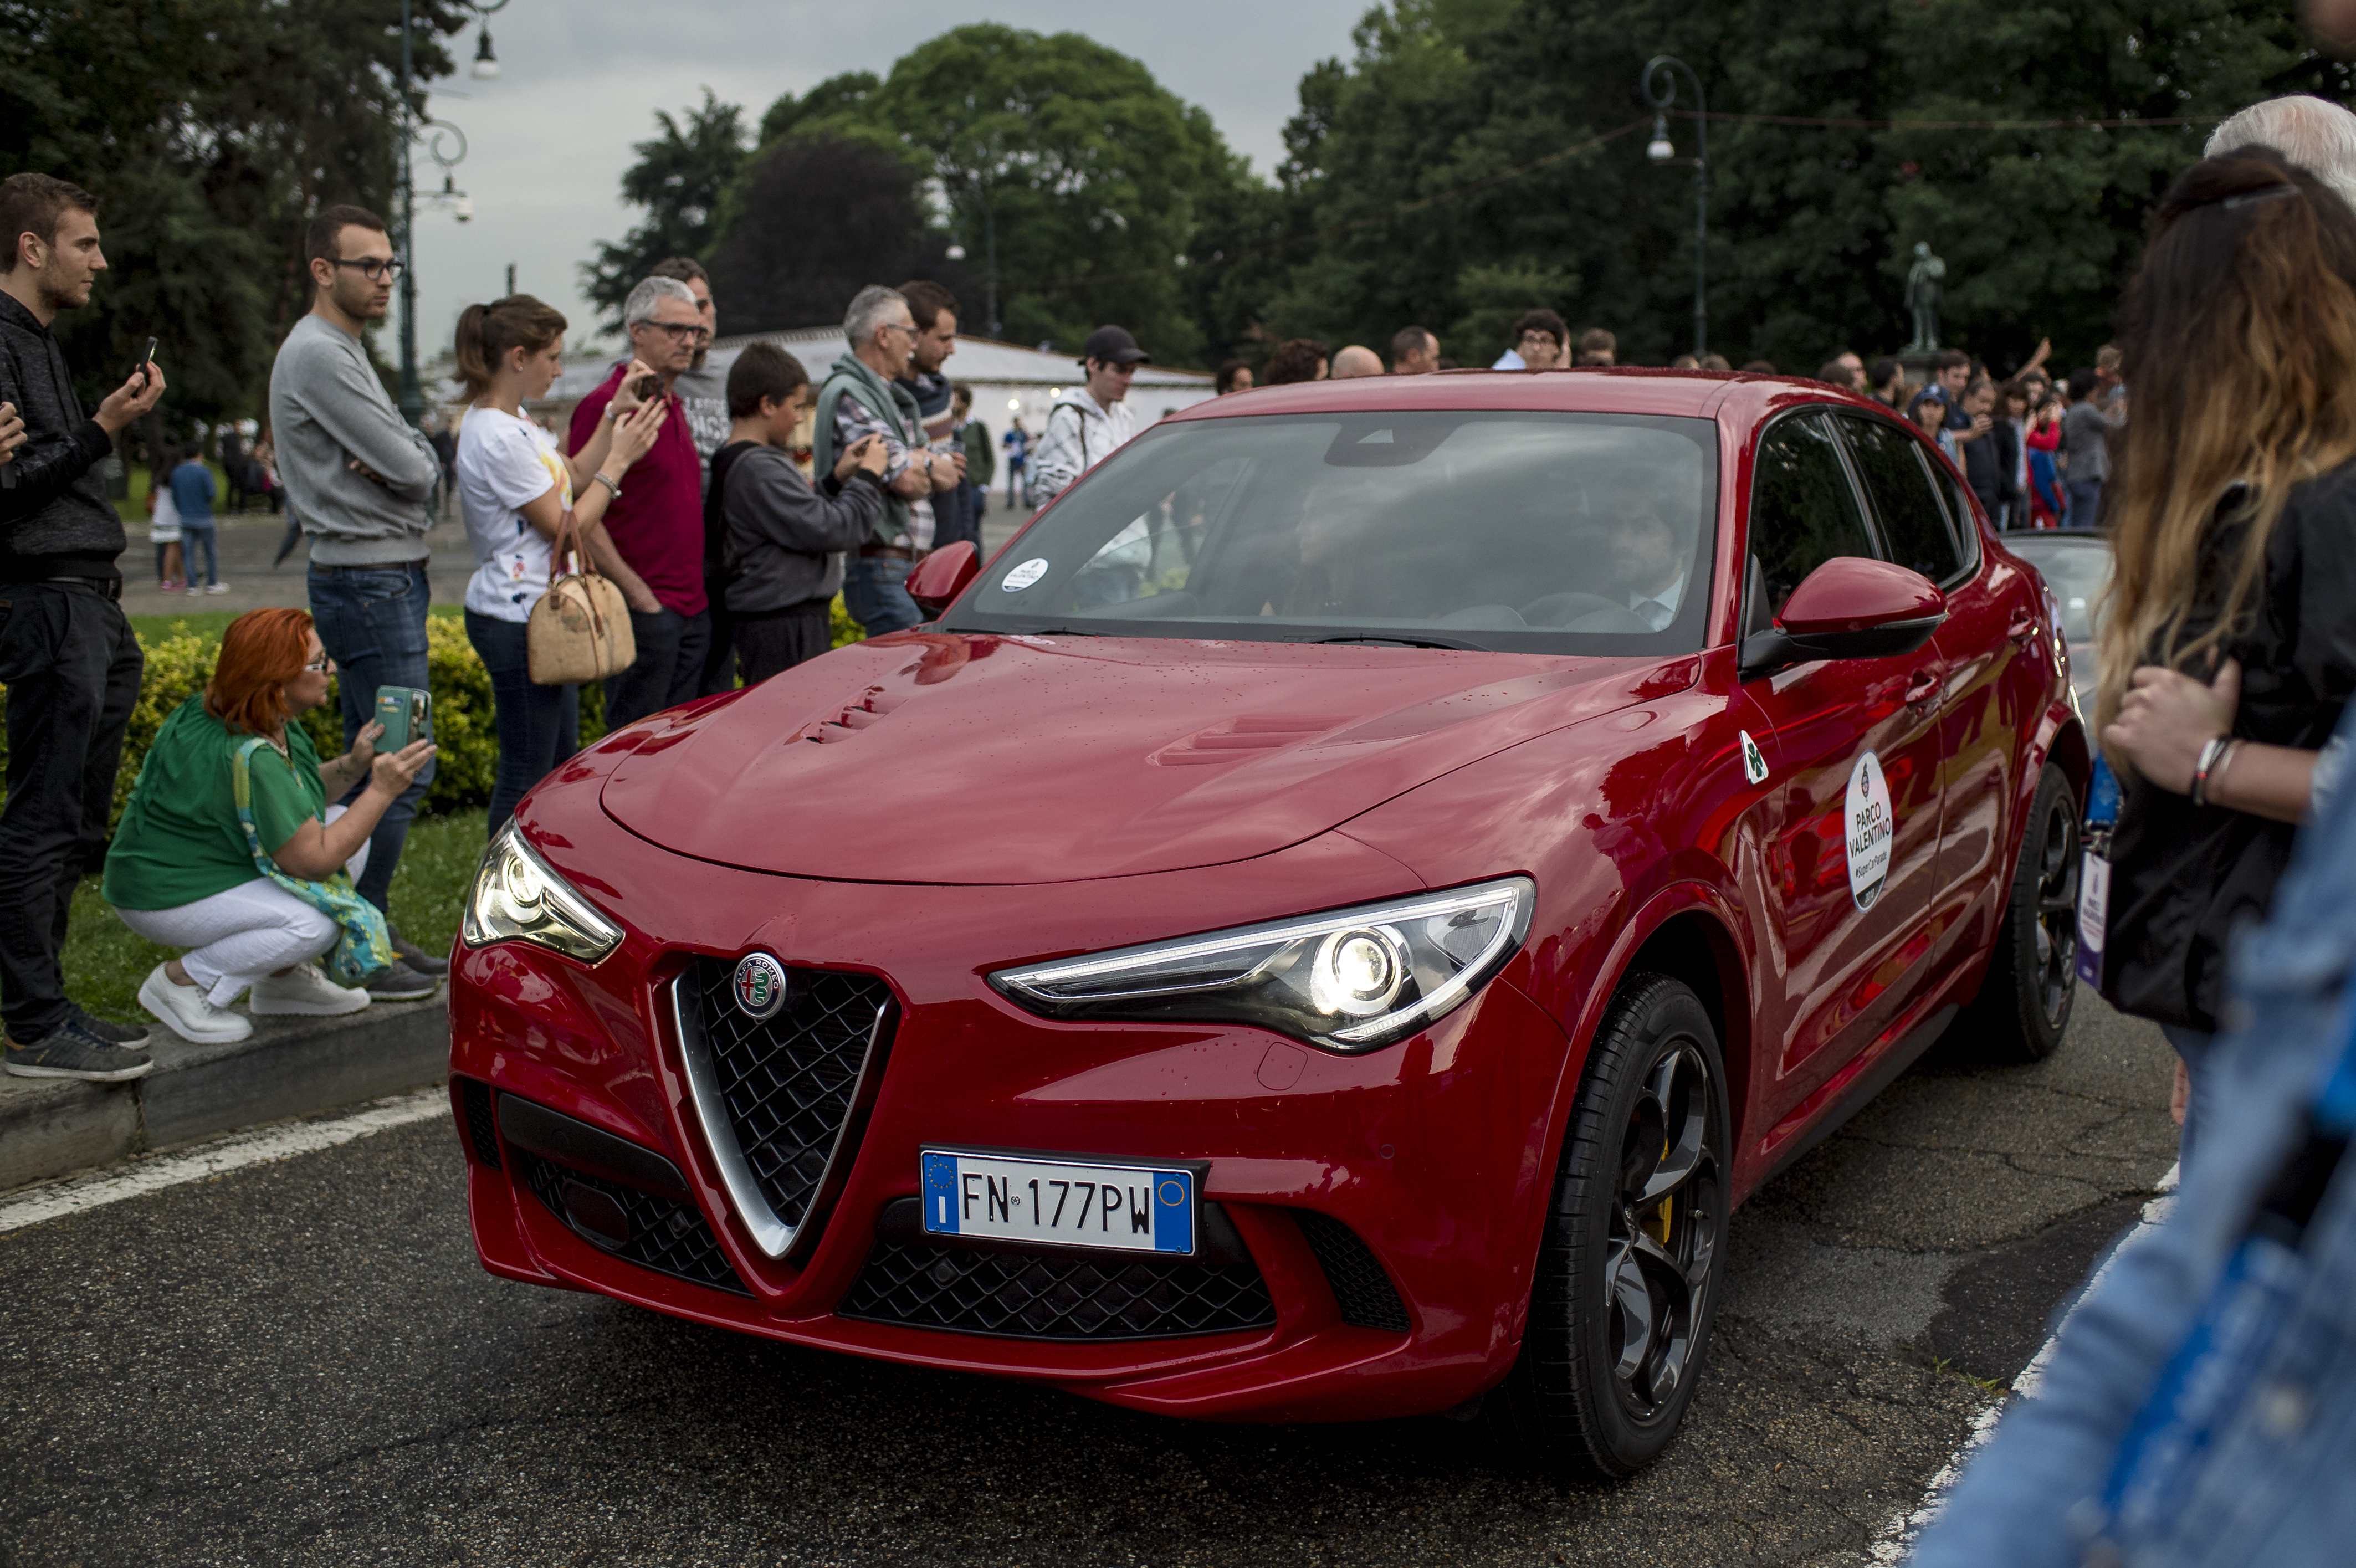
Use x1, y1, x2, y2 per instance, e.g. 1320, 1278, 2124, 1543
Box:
603, 605, 711, 731
733, 601, 833, 686
0, 581, 142, 1039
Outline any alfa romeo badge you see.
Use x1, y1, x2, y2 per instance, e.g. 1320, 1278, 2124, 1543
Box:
733, 953, 790, 1021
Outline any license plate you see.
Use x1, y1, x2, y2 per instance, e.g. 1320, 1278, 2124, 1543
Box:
920, 1149, 1196, 1255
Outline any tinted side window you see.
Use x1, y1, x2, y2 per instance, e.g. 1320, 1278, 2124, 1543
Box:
1842, 417, 1965, 584
1939, 472, 1984, 576
1746, 413, 1876, 631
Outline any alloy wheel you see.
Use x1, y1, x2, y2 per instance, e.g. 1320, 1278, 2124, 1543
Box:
1604, 1042, 1723, 1421
2029, 794, 2080, 1029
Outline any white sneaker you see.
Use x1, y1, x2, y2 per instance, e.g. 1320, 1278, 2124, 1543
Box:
137, 964, 253, 1043
249, 963, 371, 1016
202, 582, 229, 595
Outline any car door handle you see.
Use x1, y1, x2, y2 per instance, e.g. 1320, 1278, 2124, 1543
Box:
2007, 609, 2037, 645
1904, 669, 1943, 706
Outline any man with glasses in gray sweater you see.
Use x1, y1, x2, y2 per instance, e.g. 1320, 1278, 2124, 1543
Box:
267, 204, 444, 997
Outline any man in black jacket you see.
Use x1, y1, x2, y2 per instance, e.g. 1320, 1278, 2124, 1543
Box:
0, 172, 167, 1081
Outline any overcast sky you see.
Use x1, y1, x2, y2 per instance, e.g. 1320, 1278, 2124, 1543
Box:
406, 1, 1371, 365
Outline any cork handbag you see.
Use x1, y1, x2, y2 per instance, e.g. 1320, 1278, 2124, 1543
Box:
527, 513, 636, 685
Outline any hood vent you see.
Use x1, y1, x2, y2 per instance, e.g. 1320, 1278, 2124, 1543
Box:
1151, 714, 1341, 767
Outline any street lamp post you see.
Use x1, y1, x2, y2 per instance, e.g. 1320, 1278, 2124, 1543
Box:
1641, 55, 1708, 362
944, 182, 1003, 340
393, 0, 504, 427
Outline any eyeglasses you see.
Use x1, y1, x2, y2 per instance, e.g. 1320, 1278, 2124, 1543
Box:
881, 321, 918, 337
639, 321, 711, 343
330, 257, 403, 281
303, 653, 336, 673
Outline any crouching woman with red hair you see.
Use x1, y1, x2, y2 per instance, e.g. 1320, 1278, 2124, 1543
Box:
101, 608, 436, 1043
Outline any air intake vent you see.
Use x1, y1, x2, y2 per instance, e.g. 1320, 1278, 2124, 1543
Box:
1293, 1210, 1410, 1333
517, 1151, 749, 1295
457, 1077, 501, 1169
839, 1238, 1276, 1341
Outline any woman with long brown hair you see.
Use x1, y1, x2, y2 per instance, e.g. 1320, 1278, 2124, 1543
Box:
2097, 147, 2356, 1167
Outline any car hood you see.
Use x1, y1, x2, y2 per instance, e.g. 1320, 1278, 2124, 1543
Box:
600, 632, 1693, 884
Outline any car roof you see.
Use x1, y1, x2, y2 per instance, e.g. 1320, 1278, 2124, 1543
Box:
1164, 367, 1907, 428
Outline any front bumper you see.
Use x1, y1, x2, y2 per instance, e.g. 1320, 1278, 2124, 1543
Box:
449, 819, 1572, 1423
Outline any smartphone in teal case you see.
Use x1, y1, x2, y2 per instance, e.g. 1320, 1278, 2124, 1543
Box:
373, 685, 432, 751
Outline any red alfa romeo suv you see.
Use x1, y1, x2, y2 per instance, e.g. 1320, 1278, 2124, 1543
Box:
447, 370, 2086, 1478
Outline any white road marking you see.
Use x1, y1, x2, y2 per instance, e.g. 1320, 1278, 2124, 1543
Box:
0, 1088, 447, 1236
1866, 1163, 2181, 1562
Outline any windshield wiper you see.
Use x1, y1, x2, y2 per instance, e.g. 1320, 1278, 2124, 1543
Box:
1309, 633, 1487, 652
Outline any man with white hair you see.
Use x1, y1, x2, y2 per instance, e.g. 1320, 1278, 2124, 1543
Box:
564, 274, 709, 727
2204, 94, 2356, 208
811, 284, 962, 637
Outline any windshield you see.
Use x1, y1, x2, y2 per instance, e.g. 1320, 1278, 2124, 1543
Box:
2009, 537, 2111, 642
945, 411, 1719, 654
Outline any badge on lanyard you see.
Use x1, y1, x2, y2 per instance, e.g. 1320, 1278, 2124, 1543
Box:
2076, 755, 2122, 989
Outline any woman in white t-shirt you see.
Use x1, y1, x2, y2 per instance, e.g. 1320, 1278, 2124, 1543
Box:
454, 295, 668, 827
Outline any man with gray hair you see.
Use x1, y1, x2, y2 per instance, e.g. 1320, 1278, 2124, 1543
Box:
2205, 94, 2356, 209
811, 284, 962, 636
564, 274, 709, 727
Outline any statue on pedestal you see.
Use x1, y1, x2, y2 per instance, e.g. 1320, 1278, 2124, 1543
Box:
1904, 242, 1946, 353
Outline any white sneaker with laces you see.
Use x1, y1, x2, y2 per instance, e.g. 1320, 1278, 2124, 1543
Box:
137, 964, 254, 1043
249, 964, 371, 1016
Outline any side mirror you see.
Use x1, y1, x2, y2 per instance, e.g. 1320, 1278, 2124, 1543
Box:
1739, 556, 1944, 681
904, 540, 979, 616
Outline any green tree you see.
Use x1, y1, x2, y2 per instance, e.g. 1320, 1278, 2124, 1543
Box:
1, 0, 468, 424
1246, 0, 2353, 373
731, 24, 1247, 363
582, 90, 749, 329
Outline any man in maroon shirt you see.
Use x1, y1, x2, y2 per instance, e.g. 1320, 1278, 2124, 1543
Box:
567, 274, 709, 728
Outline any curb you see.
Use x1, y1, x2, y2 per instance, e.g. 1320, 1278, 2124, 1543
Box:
0, 996, 449, 1194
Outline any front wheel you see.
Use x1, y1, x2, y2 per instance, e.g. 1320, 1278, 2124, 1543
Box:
1487, 973, 1730, 1479
1959, 762, 2079, 1062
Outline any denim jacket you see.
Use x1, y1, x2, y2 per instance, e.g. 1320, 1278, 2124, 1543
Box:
1913, 710, 2356, 1566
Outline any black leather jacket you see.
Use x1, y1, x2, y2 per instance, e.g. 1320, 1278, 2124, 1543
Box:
0, 291, 122, 579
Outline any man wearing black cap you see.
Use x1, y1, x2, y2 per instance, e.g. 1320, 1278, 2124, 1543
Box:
1033, 325, 1148, 503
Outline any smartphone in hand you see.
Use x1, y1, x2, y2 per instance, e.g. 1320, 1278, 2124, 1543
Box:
129, 336, 157, 390
373, 685, 432, 751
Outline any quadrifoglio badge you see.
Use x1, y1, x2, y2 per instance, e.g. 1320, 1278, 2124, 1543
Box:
1845, 751, 1894, 911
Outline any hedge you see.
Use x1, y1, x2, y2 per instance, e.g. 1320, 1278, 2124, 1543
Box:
2, 595, 865, 833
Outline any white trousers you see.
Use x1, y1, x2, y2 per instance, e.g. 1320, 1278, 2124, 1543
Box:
113, 811, 367, 1006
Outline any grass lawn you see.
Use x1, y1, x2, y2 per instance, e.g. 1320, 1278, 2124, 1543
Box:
64, 809, 489, 1024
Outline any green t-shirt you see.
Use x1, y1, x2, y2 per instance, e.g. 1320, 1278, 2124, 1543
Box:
103, 695, 328, 911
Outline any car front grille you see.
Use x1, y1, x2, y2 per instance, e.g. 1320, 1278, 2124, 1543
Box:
686, 959, 893, 1243
1292, 1210, 1411, 1333
517, 1150, 749, 1295
838, 1238, 1278, 1341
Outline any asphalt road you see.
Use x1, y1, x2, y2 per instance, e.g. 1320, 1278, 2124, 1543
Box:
0, 996, 2176, 1567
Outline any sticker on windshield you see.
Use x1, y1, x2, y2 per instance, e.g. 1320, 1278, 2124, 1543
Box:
1001, 558, 1049, 592
1846, 751, 1894, 911
1740, 730, 1769, 786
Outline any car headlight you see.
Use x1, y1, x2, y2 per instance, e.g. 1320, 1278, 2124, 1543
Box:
462, 821, 623, 964
988, 877, 1535, 1053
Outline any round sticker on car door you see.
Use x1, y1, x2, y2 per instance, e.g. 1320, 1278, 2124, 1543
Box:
1846, 751, 1894, 911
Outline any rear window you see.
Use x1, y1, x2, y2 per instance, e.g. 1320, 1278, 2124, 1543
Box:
1841, 417, 1968, 586
944, 411, 1720, 655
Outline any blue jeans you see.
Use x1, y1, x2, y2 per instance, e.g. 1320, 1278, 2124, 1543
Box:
464, 609, 577, 831
602, 604, 711, 731
842, 554, 923, 637
2065, 479, 2104, 530
1911, 705, 2356, 1568
308, 561, 435, 915
179, 519, 218, 586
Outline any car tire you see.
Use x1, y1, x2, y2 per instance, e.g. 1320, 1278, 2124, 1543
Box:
1958, 762, 2080, 1062
1486, 973, 1729, 1479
